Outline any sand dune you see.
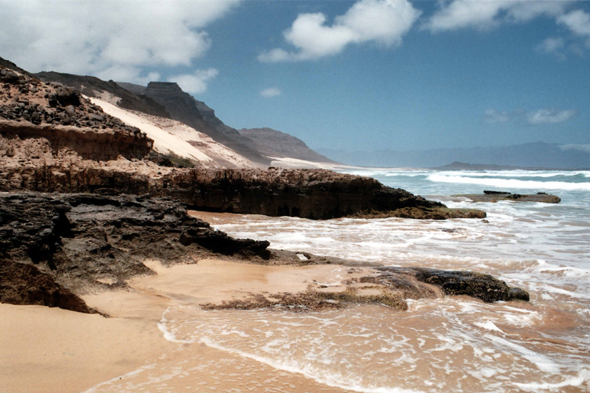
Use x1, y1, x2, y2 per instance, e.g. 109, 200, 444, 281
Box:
90, 97, 256, 168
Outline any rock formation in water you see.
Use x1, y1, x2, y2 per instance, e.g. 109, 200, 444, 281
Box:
455, 191, 561, 204
0, 192, 527, 314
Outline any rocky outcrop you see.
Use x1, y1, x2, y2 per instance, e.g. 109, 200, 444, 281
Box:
34, 71, 171, 119
0, 260, 96, 313
371, 267, 529, 303
202, 265, 529, 312
0, 164, 484, 219
1, 61, 484, 220
1, 65, 153, 160
238, 127, 337, 164
455, 191, 561, 204
0, 192, 271, 312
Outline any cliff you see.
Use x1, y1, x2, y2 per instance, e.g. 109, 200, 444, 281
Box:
34, 71, 170, 119
1, 61, 484, 220
0, 66, 153, 161
0, 192, 271, 313
141, 82, 270, 166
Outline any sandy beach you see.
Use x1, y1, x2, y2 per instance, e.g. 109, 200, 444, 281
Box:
1, 259, 362, 393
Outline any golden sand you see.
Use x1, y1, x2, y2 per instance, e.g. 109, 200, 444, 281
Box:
0, 259, 359, 393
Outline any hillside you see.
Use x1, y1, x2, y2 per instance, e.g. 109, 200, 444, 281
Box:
238, 127, 337, 164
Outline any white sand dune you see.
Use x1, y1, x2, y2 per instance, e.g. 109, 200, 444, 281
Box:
90, 98, 256, 168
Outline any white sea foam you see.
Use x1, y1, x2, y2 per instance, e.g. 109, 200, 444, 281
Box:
427, 174, 590, 191
199, 337, 426, 393
513, 369, 590, 391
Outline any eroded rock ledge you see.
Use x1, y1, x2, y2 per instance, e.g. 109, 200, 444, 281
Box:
0, 192, 270, 313
0, 192, 526, 314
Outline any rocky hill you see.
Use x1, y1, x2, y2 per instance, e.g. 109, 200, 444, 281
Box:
239, 127, 337, 164
119, 82, 336, 166
34, 71, 170, 119
129, 82, 271, 166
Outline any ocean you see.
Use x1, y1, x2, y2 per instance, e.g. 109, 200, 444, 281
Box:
95, 169, 590, 393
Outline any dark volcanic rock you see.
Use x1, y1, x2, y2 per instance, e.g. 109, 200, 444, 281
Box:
455, 191, 561, 204
376, 267, 529, 303
0, 192, 271, 312
0, 165, 485, 219
0, 260, 95, 313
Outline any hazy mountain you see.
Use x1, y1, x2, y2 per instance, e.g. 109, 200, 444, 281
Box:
238, 128, 337, 164
318, 142, 590, 169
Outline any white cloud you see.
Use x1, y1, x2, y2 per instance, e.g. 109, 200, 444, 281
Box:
558, 10, 590, 40
536, 37, 567, 59
559, 144, 590, 153
168, 69, 219, 94
0, 0, 239, 83
258, 0, 420, 62
260, 87, 282, 98
526, 109, 577, 125
536, 37, 565, 53
425, 0, 566, 32
484, 109, 511, 123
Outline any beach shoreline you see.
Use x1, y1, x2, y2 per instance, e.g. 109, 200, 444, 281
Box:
1, 258, 371, 393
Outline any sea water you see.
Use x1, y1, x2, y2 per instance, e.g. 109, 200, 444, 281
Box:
96, 169, 590, 392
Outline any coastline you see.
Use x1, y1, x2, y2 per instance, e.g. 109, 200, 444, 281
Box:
1, 258, 366, 393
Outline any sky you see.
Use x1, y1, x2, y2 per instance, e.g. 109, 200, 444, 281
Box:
0, 0, 589, 152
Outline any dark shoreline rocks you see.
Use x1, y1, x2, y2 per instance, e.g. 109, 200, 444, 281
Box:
454, 190, 561, 204
0, 192, 527, 313
0, 192, 271, 313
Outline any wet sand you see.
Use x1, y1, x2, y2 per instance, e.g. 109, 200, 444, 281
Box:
1, 259, 361, 393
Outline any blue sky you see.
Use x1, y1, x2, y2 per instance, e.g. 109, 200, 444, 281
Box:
1, 0, 589, 152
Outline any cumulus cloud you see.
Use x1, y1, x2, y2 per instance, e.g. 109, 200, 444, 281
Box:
558, 9, 590, 42
485, 108, 577, 125
425, 0, 566, 32
0, 0, 239, 83
260, 87, 282, 97
168, 69, 219, 94
258, 0, 420, 62
526, 109, 577, 125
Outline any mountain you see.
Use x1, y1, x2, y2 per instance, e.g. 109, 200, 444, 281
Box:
27, 65, 343, 168
318, 142, 590, 169
238, 127, 337, 164
34, 72, 170, 118
130, 82, 271, 166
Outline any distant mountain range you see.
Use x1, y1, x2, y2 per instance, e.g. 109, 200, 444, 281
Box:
318, 142, 590, 169
31, 69, 333, 167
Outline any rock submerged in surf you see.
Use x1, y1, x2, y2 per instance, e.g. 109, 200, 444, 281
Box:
454, 190, 560, 204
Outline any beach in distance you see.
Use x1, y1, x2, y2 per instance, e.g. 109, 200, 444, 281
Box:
2, 167, 589, 393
